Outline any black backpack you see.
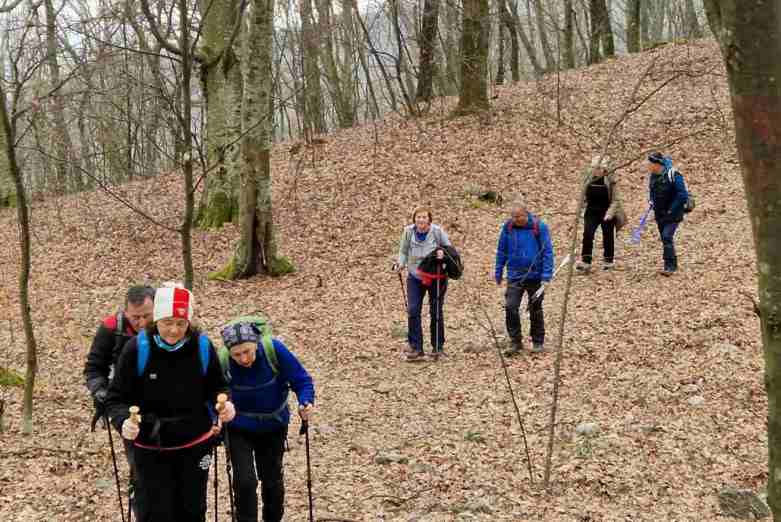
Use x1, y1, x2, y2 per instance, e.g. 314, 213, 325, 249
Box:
442, 245, 463, 280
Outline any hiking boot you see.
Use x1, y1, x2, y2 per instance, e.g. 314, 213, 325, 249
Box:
602, 261, 615, 271
504, 344, 523, 357
532, 343, 545, 353
659, 269, 675, 277
405, 350, 425, 362
575, 261, 592, 273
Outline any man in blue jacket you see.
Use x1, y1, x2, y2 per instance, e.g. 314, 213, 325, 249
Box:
220, 320, 315, 522
495, 203, 554, 355
648, 152, 689, 275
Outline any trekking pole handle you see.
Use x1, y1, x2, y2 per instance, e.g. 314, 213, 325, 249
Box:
216, 393, 228, 412
128, 406, 141, 425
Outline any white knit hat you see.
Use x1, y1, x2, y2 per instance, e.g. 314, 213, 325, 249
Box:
153, 286, 194, 322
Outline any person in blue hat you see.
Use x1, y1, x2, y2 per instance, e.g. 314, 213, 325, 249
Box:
647, 152, 689, 275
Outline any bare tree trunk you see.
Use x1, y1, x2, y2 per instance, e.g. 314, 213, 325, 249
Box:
532, 0, 554, 70
215, 0, 285, 279
300, 0, 326, 136
44, 0, 78, 193
599, 0, 615, 57
456, 0, 490, 113
562, 0, 575, 68
338, 0, 358, 124
499, 0, 520, 80
626, 0, 642, 52
684, 0, 702, 38
703, 1, 781, 519
179, 0, 195, 290
352, 0, 398, 113
496, 14, 505, 85
197, 0, 240, 228
0, 79, 36, 435
508, 0, 543, 76
416, 0, 439, 101
318, 0, 353, 128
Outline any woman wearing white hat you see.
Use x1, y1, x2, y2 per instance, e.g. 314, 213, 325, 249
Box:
106, 284, 236, 522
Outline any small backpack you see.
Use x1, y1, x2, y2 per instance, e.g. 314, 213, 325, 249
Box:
136, 330, 211, 376
217, 315, 279, 382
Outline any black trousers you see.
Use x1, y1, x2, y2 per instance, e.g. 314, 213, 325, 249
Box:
581, 208, 615, 264
132, 439, 213, 522
229, 427, 288, 522
505, 279, 545, 345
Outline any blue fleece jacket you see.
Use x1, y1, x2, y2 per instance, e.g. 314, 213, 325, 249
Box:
495, 213, 554, 283
228, 338, 315, 433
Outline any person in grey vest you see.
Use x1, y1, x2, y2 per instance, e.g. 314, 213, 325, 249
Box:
395, 206, 451, 361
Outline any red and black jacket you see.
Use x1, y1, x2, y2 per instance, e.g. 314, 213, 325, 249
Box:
83, 312, 138, 398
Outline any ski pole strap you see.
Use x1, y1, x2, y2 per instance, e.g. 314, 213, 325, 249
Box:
134, 429, 213, 451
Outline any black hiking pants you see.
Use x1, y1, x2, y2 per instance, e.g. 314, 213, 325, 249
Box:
132, 438, 213, 522
229, 426, 288, 522
505, 279, 545, 345
581, 208, 615, 264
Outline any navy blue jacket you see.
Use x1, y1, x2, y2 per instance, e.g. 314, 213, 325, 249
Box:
227, 339, 315, 433
495, 213, 554, 283
649, 169, 688, 224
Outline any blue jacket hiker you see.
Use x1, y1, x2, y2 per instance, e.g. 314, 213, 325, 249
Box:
647, 152, 689, 275
220, 319, 315, 522
495, 205, 554, 356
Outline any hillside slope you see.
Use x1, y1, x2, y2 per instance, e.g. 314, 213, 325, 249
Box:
0, 39, 764, 521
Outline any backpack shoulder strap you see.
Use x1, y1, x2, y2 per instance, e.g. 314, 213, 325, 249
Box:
262, 336, 279, 376
137, 330, 150, 376
116, 311, 124, 335
198, 334, 210, 377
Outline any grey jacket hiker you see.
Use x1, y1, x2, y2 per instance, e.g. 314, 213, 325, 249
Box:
398, 224, 451, 276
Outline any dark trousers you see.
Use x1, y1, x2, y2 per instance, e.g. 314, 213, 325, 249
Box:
132, 439, 213, 522
656, 221, 679, 270
229, 427, 287, 522
407, 274, 448, 353
581, 208, 615, 264
505, 279, 545, 345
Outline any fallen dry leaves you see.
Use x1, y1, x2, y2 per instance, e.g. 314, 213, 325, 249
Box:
0, 39, 765, 521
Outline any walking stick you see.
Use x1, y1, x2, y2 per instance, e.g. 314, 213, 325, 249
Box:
300, 420, 314, 522
434, 261, 442, 357
215, 394, 236, 522
393, 264, 407, 310
104, 413, 127, 522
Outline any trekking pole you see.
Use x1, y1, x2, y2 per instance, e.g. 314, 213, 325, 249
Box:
104, 413, 127, 522
435, 261, 442, 356
215, 394, 236, 522
300, 420, 314, 522
629, 205, 653, 244
531, 255, 572, 301
393, 263, 407, 310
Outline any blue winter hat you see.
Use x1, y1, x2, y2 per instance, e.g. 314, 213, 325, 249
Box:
221, 322, 259, 349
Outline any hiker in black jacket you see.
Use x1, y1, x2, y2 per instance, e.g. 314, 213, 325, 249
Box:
83, 285, 155, 513
105, 285, 235, 522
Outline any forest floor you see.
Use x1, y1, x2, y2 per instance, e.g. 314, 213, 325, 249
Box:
0, 39, 766, 521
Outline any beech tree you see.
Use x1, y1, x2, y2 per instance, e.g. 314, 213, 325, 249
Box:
704, 1, 781, 518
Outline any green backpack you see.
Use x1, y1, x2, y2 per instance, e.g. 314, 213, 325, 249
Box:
217, 315, 279, 380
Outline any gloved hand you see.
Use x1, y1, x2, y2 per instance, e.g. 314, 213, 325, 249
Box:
94, 387, 108, 405
217, 401, 236, 423
121, 418, 140, 440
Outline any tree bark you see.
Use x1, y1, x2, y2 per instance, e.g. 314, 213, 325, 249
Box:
684, 0, 702, 38
626, 0, 642, 53
416, 0, 439, 101
44, 0, 78, 193
216, 0, 281, 279
508, 0, 542, 76
496, 15, 505, 85
532, 0, 554, 70
703, 1, 781, 519
562, 0, 575, 69
0, 76, 37, 435
498, 0, 520, 81
197, 0, 240, 228
456, 0, 490, 113
300, 0, 326, 136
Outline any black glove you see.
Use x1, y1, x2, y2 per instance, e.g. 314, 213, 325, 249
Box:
94, 387, 108, 405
